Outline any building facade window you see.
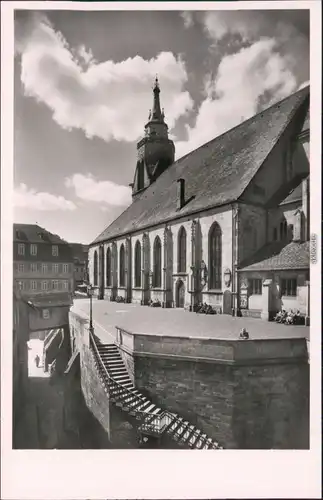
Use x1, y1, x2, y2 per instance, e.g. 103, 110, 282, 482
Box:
53, 264, 59, 274
249, 278, 262, 295
281, 278, 297, 297
106, 248, 111, 286
18, 263, 24, 273
17, 281, 24, 290
153, 236, 162, 288
63, 280, 69, 290
42, 309, 50, 319
209, 222, 222, 289
41, 281, 48, 291
42, 263, 48, 274
63, 264, 68, 273
280, 220, 288, 240
31, 280, 37, 291
134, 240, 141, 287
30, 244, 37, 256
52, 280, 59, 290
177, 226, 187, 273
93, 250, 98, 286
52, 245, 59, 257
119, 244, 125, 287
18, 243, 25, 256
31, 263, 38, 273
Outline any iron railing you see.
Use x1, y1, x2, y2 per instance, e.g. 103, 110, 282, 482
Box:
89, 329, 159, 424
89, 328, 222, 449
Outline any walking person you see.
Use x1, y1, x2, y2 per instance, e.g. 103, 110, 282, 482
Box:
34, 354, 40, 368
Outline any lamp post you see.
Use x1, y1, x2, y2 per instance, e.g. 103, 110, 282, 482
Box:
87, 284, 94, 333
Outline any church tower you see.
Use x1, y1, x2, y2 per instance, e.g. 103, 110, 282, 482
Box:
131, 77, 175, 198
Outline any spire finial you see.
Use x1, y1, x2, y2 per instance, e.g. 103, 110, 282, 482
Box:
150, 75, 162, 120
153, 74, 159, 92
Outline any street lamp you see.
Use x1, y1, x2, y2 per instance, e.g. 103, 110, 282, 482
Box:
87, 284, 94, 333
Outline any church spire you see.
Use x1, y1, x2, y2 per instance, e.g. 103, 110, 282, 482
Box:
151, 76, 164, 122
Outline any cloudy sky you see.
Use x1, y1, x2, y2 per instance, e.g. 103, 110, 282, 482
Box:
14, 8, 309, 244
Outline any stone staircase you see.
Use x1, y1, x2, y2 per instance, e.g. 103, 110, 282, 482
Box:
90, 332, 222, 450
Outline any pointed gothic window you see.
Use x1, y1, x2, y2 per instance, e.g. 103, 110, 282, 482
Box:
209, 222, 222, 289
134, 241, 141, 287
106, 248, 111, 287
280, 219, 288, 240
153, 236, 162, 288
119, 244, 125, 287
178, 226, 187, 273
93, 250, 98, 287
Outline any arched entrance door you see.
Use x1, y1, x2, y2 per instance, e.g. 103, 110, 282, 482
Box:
176, 280, 185, 308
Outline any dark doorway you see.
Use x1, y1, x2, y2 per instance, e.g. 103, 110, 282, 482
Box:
223, 290, 232, 314
176, 280, 185, 308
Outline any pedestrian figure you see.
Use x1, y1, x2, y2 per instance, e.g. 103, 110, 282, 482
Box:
239, 328, 249, 340
35, 354, 40, 367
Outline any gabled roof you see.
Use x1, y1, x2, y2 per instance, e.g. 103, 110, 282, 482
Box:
68, 243, 89, 262
279, 181, 303, 206
239, 241, 309, 272
14, 223, 68, 245
92, 86, 309, 245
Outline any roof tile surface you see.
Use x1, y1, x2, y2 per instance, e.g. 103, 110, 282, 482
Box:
239, 240, 309, 271
14, 224, 68, 245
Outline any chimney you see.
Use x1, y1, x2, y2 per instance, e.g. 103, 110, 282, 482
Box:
177, 178, 185, 210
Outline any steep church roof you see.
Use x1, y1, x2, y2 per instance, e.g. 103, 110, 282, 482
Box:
92, 86, 309, 245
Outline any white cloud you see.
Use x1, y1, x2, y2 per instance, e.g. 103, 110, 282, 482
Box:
16, 15, 193, 142
14, 183, 77, 211
180, 11, 194, 29
76, 44, 95, 66
175, 38, 297, 159
65, 173, 132, 206
202, 11, 308, 46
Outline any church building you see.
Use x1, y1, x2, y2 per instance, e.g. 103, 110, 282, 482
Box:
89, 79, 310, 322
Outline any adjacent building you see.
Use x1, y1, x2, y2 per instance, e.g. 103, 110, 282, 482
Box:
68, 243, 89, 289
13, 224, 75, 297
88, 80, 310, 322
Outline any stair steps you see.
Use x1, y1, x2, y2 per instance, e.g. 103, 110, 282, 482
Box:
90, 335, 223, 450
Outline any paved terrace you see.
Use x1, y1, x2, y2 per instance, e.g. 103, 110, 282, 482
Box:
71, 298, 309, 344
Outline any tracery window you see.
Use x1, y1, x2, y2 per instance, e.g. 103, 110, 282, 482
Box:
153, 236, 162, 288
119, 244, 125, 287
209, 222, 222, 289
134, 240, 141, 287
106, 248, 111, 286
177, 226, 187, 273
93, 250, 98, 286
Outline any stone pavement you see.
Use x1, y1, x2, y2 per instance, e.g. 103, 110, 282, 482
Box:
71, 298, 309, 344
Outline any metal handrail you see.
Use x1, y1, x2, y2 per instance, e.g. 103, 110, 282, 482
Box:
89, 329, 157, 421
89, 328, 222, 448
